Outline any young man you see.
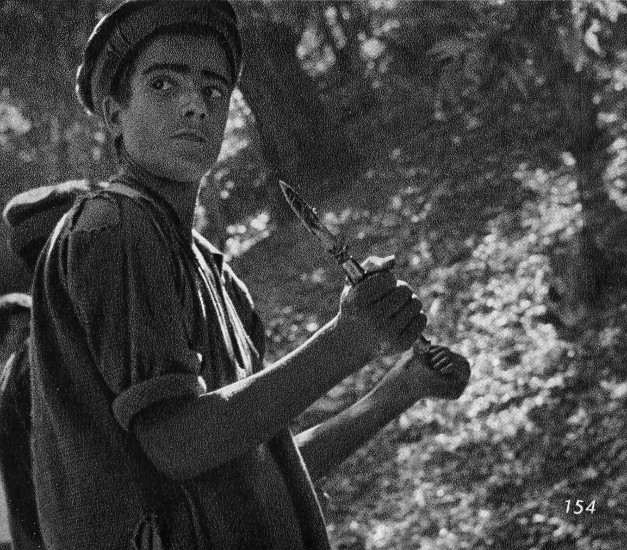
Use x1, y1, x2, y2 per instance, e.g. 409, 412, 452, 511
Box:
29, 1, 470, 549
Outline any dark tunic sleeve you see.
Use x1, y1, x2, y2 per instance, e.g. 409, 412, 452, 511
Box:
65, 194, 205, 430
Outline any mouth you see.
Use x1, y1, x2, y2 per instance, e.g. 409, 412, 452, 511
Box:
172, 130, 206, 143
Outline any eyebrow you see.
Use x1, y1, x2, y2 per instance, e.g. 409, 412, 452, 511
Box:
142, 63, 230, 87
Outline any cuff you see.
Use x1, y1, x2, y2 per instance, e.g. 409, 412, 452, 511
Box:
113, 373, 207, 431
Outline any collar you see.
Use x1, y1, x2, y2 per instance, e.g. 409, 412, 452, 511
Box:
193, 229, 225, 274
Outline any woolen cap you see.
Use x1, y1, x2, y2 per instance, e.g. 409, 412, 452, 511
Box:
76, 0, 242, 117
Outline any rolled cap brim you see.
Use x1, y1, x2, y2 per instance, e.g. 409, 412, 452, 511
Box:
76, 0, 242, 117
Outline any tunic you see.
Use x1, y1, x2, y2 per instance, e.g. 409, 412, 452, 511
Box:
30, 180, 330, 550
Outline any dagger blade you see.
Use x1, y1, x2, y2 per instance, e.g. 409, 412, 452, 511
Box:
278, 181, 343, 253
278, 180, 366, 285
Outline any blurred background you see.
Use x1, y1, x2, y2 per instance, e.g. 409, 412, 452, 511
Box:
1, 0, 627, 548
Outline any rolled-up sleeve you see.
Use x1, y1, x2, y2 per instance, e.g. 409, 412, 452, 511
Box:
65, 195, 205, 430
112, 373, 207, 430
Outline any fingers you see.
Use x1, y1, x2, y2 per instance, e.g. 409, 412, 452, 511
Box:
390, 305, 427, 350
408, 345, 470, 399
400, 315, 428, 343
380, 316, 423, 353
372, 283, 426, 352
361, 255, 396, 274
372, 281, 412, 316
339, 262, 428, 356
449, 352, 472, 382
428, 345, 452, 371
374, 282, 423, 317
342, 269, 397, 310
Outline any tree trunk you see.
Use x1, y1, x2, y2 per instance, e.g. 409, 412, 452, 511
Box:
236, 3, 359, 221
523, 2, 625, 324
333, 1, 368, 80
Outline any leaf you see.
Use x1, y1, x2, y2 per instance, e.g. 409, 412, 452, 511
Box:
505, 66, 529, 98
584, 20, 603, 56
463, 48, 485, 88
557, 25, 589, 72
592, 0, 627, 22
427, 36, 470, 62
438, 62, 462, 107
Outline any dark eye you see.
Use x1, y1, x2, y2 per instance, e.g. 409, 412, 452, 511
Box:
151, 78, 173, 91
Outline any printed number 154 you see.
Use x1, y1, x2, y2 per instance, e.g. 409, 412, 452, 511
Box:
565, 500, 596, 514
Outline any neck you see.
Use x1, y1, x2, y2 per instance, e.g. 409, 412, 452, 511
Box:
117, 144, 199, 235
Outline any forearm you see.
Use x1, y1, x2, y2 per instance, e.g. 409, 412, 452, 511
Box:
135, 316, 375, 479
296, 351, 427, 481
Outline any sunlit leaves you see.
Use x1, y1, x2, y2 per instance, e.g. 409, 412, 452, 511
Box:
0, 102, 31, 135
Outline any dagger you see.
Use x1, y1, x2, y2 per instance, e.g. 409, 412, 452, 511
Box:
279, 180, 430, 354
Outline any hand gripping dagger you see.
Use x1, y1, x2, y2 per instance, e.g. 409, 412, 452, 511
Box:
279, 180, 430, 354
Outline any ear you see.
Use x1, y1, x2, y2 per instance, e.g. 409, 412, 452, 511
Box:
101, 95, 124, 140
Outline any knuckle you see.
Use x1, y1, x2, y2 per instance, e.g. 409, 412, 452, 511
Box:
392, 339, 408, 354
371, 271, 395, 290
361, 256, 378, 270
410, 303, 424, 319
404, 324, 421, 342
395, 285, 412, 301
395, 280, 412, 291
362, 255, 395, 272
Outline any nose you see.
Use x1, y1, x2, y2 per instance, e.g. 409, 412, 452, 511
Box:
180, 90, 207, 121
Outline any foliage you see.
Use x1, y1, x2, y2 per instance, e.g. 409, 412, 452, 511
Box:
235, 65, 626, 550
204, 6, 627, 546
0, 0, 113, 184
1, 1, 626, 548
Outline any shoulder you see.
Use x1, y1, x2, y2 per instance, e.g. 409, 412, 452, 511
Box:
59, 191, 171, 283
61, 190, 170, 263
68, 190, 151, 236
68, 193, 121, 235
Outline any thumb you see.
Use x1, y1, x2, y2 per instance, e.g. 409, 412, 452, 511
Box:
361, 255, 396, 274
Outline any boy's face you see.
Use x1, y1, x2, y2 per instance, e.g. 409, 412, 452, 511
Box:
105, 33, 233, 183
